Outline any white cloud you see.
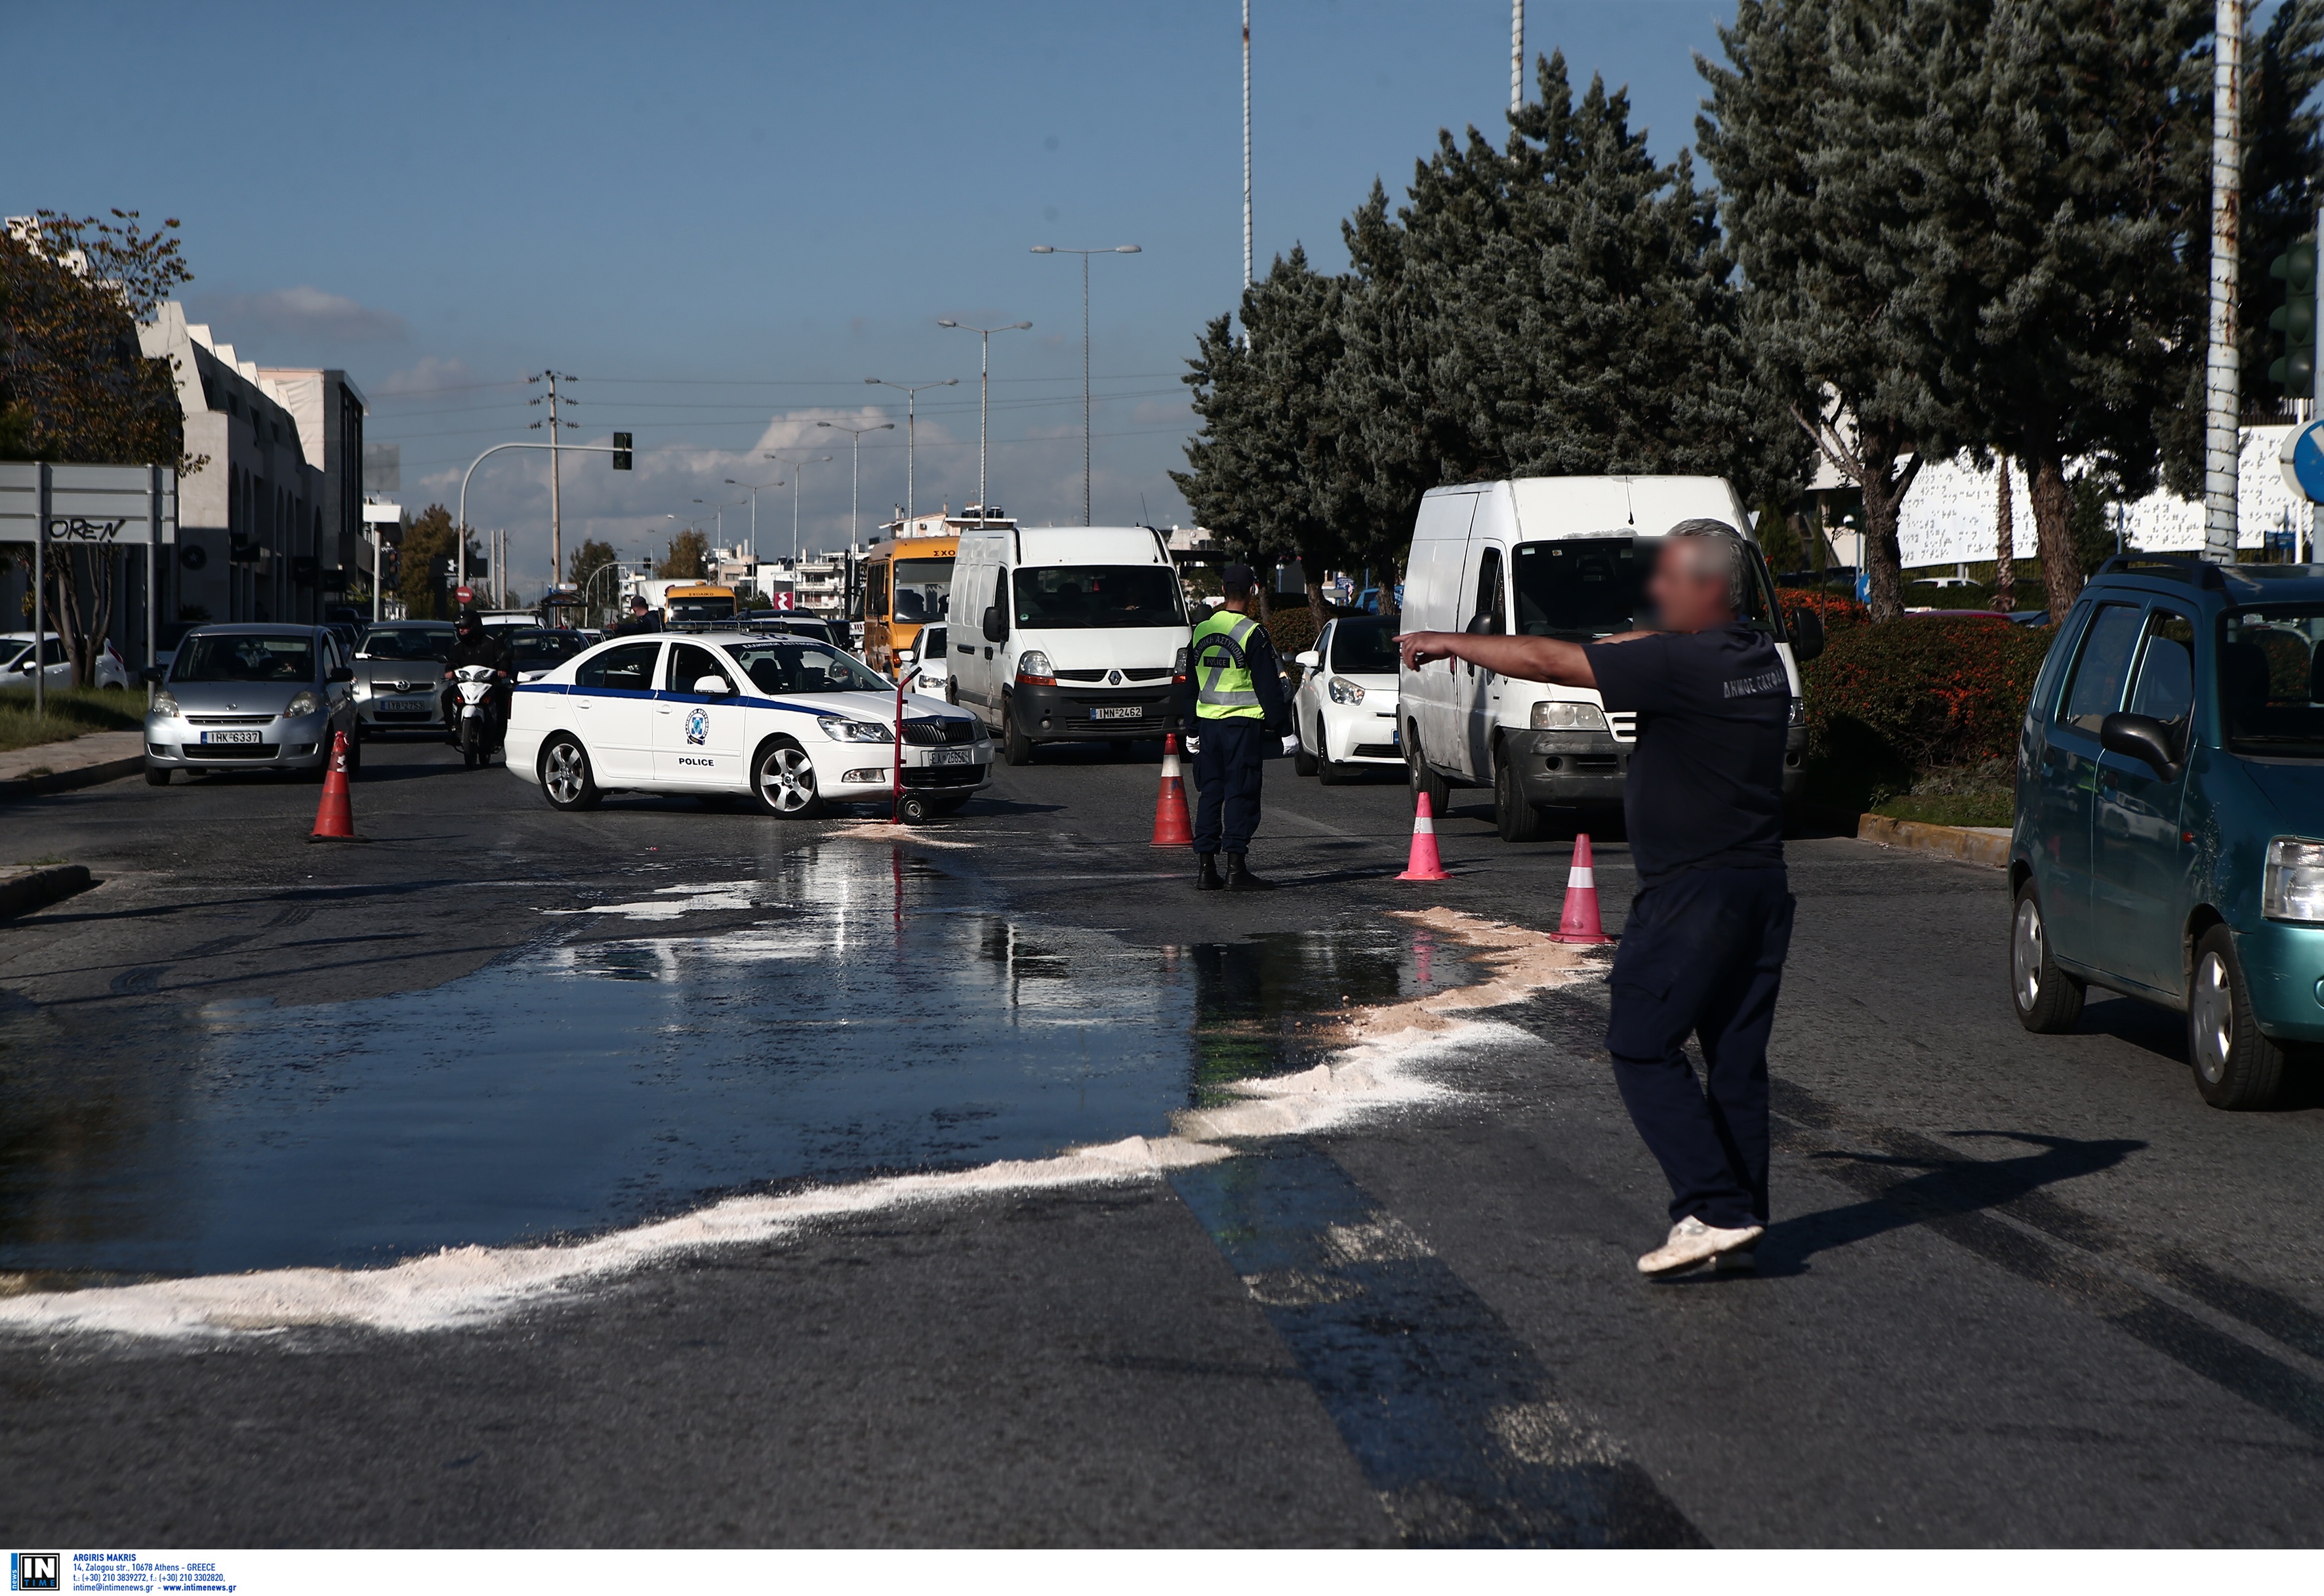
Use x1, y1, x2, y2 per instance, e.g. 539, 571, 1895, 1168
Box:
374, 356, 477, 396
195, 285, 409, 344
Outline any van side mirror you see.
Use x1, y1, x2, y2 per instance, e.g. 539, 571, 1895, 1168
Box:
982, 605, 1006, 644
1788, 605, 1826, 663
2100, 712, 2180, 780
1465, 611, 1499, 635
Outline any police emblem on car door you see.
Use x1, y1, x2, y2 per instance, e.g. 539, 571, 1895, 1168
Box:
685, 706, 710, 745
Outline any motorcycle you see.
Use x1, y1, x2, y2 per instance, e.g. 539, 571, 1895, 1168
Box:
447, 664, 506, 768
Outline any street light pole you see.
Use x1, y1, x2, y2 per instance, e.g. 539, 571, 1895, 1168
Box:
937, 319, 1032, 523
764, 453, 833, 563
863, 378, 958, 523
724, 476, 783, 562
817, 420, 895, 551
1030, 243, 1141, 524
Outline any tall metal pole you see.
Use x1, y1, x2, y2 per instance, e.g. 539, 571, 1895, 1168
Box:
31, 462, 47, 718
2203, 0, 2243, 562
2313, 200, 2323, 563
817, 421, 891, 552
1511, 0, 1524, 115
548, 378, 563, 586
1082, 250, 1091, 523
865, 380, 954, 524
1243, 0, 1253, 287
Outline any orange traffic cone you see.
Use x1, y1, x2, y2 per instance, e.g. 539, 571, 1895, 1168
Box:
1151, 731, 1195, 847
1395, 791, 1451, 882
1551, 832, 1612, 943
308, 729, 365, 842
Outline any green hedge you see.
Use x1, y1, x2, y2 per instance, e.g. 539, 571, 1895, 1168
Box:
1799, 615, 2056, 804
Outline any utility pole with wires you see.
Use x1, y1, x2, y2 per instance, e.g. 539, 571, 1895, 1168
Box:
527, 370, 579, 590
2203, 0, 2243, 562
1243, 0, 1253, 287
1511, 0, 1524, 115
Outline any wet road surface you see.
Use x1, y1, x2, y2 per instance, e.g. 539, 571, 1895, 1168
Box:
1, 736, 2321, 1545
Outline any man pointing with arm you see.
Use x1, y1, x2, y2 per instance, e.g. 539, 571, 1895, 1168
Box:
1398, 520, 1795, 1278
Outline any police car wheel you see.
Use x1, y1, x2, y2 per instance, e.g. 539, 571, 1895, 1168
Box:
752, 739, 825, 818
539, 735, 601, 811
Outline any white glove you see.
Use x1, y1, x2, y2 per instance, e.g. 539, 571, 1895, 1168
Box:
1281, 735, 1299, 756
1184, 735, 1202, 754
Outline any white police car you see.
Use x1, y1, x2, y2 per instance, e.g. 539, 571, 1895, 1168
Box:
505, 630, 991, 821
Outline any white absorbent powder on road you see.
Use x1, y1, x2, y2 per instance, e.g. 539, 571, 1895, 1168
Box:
0, 911, 1593, 1340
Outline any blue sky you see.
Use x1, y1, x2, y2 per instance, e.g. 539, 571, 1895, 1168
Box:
9, 1, 1738, 586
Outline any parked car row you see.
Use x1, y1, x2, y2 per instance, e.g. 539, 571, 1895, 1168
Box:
2, 632, 132, 690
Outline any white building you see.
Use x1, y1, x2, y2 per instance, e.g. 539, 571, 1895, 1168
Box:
136, 302, 365, 624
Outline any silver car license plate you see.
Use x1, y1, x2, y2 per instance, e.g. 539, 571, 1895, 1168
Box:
928, 747, 972, 766
390, 695, 434, 709
201, 729, 260, 745
1090, 706, 1140, 722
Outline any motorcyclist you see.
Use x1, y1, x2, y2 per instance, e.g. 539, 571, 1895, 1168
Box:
443, 607, 514, 754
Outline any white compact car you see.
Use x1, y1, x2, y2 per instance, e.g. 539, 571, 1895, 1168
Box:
506, 630, 992, 821
1290, 615, 1402, 783
906, 621, 950, 697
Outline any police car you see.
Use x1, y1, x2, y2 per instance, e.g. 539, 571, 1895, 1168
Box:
505, 630, 991, 820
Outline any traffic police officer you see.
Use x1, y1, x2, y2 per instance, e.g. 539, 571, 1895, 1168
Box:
1177, 563, 1294, 892
1398, 520, 1793, 1277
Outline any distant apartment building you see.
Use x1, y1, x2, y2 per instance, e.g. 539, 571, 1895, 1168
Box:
136, 301, 365, 624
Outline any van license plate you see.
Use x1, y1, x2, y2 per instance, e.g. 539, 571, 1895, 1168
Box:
201, 729, 260, 745
928, 747, 972, 766
1090, 706, 1140, 721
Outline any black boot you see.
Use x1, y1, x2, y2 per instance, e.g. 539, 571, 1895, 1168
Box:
1225, 852, 1275, 891
1194, 853, 1224, 891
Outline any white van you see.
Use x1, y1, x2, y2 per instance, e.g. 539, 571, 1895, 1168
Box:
948, 526, 1194, 764
1397, 476, 1819, 842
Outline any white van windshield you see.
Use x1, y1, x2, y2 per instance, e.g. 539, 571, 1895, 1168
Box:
1511, 536, 1776, 640
1013, 566, 1185, 629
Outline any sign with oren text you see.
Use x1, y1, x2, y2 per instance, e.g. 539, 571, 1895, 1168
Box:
0, 460, 177, 546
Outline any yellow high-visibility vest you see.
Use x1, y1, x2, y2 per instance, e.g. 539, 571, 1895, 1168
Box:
1190, 609, 1265, 721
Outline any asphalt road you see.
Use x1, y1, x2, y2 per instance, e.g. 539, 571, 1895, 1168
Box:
1, 736, 2321, 1546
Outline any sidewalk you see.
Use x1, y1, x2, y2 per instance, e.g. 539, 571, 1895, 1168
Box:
1855, 812, 2009, 868
0, 730, 146, 801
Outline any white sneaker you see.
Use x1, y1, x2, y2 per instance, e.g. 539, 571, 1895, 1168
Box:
1637, 1216, 1765, 1277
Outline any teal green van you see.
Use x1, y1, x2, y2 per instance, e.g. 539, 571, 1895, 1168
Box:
2012, 556, 2324, 1109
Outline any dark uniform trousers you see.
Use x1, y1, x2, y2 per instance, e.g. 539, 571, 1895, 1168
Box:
1605, 865, 1795, 1231
1192, 719, 1269, 855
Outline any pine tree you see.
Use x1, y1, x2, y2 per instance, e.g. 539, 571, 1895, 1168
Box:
1173, 247, 1360, 627
1933, 0, 2209, 622
1700, 0, 1963, 622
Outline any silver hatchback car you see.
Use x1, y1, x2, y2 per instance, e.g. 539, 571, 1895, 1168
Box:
142, 624, 359, 783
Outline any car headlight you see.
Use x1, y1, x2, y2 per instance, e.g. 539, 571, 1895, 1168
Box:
284, 691, 322, 719
1532, 700, 1607, 731
1016, 649, 1055, 684
2263, 838, 2324, 922
1327, 676, 1366, 705
152, 689, 180, 716
817, 716, 893, 743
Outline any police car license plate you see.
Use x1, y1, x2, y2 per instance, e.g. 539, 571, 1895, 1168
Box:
201, 729, 260, 745
1090, 706, 1139, 721
927, 747, 972, 766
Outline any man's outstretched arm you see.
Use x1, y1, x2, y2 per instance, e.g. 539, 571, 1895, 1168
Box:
1396, 630, 1602, 686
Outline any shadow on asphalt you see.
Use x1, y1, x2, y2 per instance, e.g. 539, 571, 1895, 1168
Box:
1735, 1129, 2148, 1281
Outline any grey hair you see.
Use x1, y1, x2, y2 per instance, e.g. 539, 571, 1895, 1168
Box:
1666, 518, 1748, 611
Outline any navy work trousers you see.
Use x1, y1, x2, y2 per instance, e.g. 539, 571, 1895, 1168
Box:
1604, 865, 1795, 1231
1192, 718, 1269, 855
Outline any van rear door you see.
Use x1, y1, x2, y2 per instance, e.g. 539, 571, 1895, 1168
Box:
1401, 491, 1479, 772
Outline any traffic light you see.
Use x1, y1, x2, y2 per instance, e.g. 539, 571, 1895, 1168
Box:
612, 431, 632, 470
2270, 235, 2317, 394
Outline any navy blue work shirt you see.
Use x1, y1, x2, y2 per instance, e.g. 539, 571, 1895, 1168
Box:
1581, 621, 1789, 885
